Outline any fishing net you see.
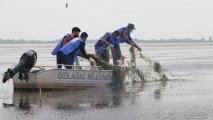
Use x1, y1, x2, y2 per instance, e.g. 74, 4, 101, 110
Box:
79, 45, 171, 83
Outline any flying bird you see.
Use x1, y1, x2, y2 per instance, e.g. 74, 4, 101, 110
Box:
65, 3, 69, 8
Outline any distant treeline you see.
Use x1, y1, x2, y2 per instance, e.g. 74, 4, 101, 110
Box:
0, 39, 57, 44
0, 38, 212, 44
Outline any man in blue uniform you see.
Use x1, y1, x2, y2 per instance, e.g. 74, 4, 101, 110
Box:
95, 31, 121, 64
59, 32, 95, 69
113, 23, 142, 65
51, 27, 81, 68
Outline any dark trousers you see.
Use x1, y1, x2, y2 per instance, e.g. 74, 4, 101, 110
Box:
95, 45, 121, 65
63, 54, 74, 69
111, 46, 120, 65
58, 51, 74, 69
56, 52, 63, 68
95, 45, 110, 63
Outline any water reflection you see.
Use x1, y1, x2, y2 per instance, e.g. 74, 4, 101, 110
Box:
18, 98, 31, 110
10, 86, 127, 112
2, 92, 33, 115
4, 81, 168, 114
153, 80, 167, 99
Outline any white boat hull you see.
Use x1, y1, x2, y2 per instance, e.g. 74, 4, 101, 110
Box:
13, 68, 115, 89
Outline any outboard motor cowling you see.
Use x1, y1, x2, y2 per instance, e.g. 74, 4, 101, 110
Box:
2, 50, 37, 83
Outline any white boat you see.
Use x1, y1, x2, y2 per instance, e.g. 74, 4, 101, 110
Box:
13, 65, 115, 89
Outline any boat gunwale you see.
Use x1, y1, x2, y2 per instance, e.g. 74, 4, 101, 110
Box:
33, 67, 114, 73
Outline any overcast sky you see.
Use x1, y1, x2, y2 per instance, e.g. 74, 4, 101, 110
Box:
0, 0, 213, 40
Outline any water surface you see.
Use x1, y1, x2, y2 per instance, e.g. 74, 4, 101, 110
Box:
0, 43, 213, 120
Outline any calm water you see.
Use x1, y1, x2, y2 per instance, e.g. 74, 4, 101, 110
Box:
0, 43, 213, 120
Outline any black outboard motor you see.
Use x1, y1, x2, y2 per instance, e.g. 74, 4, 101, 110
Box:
2, 50, 37, 83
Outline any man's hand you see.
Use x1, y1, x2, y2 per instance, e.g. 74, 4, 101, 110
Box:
137, 47, 142, 51
130, 42, 142, 52
105, 42, 110, 46
120, 54, 125, 60
89, 58, 96, 66
107, 44, 114, 49
119, 54, 126, 65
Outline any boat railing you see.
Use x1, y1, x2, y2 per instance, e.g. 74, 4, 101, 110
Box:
34, 64, 103, 70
